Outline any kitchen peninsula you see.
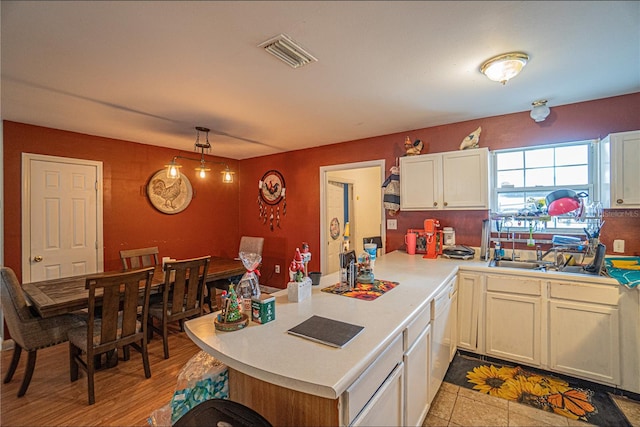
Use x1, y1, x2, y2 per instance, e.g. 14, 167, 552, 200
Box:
185, 251, 633, 426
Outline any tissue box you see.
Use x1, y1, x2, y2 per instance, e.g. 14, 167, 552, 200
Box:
287, 277, 312, 302
251, 294, 275, 324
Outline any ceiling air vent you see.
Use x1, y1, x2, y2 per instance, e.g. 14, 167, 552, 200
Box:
259, 34, 317, 69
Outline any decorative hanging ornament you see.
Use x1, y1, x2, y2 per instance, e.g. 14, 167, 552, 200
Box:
258, 170, 286, 231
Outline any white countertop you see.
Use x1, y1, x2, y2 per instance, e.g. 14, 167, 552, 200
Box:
184, 250, 621, 400
185, 251, 461, 399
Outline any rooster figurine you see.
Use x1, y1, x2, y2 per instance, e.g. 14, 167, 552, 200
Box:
404, 136, 424, 155
459, 126, 481, 150
151, 178, 183, 209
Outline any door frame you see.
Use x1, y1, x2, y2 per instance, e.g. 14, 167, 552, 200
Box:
319, 160, 385, 274
21, 153, 105, 282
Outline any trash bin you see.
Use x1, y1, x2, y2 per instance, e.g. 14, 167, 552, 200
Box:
173, 399, 272, 427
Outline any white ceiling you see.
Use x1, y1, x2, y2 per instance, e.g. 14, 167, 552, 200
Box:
2, 1, 639, 160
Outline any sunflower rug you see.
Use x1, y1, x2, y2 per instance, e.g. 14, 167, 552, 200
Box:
444, 353, 632, 426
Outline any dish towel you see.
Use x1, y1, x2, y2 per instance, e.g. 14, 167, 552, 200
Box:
604, 257, 640, 289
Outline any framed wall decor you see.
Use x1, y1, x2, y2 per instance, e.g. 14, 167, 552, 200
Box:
258, 169, 286, 230
147, 170, 193, 214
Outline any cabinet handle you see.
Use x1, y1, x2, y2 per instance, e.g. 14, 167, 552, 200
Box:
443, 202, 448, 207
433, 202, 438, 207
616, 199, 624, 204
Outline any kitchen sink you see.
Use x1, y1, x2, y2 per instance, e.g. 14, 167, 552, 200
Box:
489, 259, 548, 270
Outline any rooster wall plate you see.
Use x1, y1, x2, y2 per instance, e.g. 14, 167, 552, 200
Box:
147, 170, 193, 214
258, 170, 286, 230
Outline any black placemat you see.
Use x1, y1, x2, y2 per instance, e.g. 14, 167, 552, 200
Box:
287, 315, 364, 348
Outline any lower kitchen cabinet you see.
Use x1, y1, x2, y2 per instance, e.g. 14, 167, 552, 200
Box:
458, 269, 628, 392
549, 280, 621, 385
404, 324, 431, 427
345, 334, 403, 425
351, 363, 405, 427
457, 272, 482, 352
484, 274, 543, 367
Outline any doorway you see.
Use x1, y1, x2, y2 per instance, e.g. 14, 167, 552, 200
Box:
320, 160, 385, 275
21, 153, 104, 282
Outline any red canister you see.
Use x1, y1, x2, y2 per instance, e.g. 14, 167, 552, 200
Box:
405, 232, 417, 255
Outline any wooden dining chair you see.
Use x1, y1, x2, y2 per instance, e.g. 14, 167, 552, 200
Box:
68, 267, 155, 405
0, 267, 86, 397
148, 256, 211, 359
119, 247, 159, 269
239, 236, 264, 257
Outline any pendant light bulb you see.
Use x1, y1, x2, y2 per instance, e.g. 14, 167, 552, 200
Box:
165, 159, 181, 179
222, 167, 234, 183
199, 168, 206, 178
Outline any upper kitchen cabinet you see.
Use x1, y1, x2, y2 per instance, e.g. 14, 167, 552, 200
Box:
600, 130, 640, 208
400, 148, 489, 211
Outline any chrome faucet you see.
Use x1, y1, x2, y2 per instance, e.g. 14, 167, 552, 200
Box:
536, 245, 543, 261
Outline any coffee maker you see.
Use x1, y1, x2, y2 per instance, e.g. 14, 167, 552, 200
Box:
423, 219, 443, 259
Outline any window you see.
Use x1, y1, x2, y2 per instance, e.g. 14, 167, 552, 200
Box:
491, 140, 598, 233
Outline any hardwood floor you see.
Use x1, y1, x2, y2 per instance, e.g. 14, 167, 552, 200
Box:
1, 325, 201, 426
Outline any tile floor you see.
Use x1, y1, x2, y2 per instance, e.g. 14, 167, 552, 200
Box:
423, 381, 640, 427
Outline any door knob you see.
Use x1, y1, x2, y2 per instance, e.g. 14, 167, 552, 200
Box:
33, 255, 43, 262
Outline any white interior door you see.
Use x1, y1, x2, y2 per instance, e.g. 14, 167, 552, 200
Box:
326, 181, 345, 274
22, 154, 104, 282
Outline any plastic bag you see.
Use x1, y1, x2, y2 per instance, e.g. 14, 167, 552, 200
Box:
148, 351, 228, 426
237, 251, 262, 299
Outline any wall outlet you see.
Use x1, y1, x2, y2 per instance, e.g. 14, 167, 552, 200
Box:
613, 240, 625, 253
387, 219, 398, 230
274, 265, 281, 274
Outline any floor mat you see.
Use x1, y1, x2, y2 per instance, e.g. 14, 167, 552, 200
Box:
444, 353, 632, 426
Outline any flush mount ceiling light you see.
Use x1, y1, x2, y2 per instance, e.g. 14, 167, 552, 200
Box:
165, 127, 234, 182
530, 99, 551, 122
259, 33, 317, 69
480, 52, 529, 85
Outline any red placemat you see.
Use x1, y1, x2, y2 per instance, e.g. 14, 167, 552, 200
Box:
321, 279, 399, 301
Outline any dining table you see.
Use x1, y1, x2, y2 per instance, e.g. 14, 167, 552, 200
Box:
22, 256, 245, 318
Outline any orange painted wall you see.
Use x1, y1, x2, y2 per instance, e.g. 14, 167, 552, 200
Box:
239, 93, 640, 288
3, 93, 640, 290
3, 122, 240, 282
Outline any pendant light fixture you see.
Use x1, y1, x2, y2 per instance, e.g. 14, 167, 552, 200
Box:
165, 127, 234, 182
480, 52, 529, 85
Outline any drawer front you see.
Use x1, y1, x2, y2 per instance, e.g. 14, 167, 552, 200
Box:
549, 280, 619, 305
345, 334, 403, 424
486, 274, 541, 296
404, 304, 431, 351
351, 362, 404, 427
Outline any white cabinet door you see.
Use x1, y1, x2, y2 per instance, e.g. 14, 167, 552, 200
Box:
399, 148, 489, 211
404, 325, 431, 427
485, 292, 542, 366
442, 148, 489, 209
549, 300, 620, 385
457, 272, 482, 351
352, 363, 404, 427
400, 154, 440, 210
601, 130, 640, 208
